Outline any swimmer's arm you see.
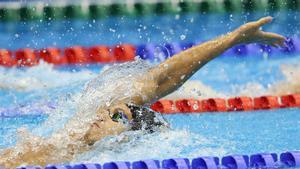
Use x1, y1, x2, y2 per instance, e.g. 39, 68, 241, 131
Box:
0, 142, 57, 168
143, 17, 285, 100
0, 142, 81, 168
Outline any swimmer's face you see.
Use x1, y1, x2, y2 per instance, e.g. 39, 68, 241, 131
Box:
83, 103, 133, 145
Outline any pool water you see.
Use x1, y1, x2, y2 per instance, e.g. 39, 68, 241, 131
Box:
0, 11, 299, 49
0, 11, 300, 164
1, 108, 300, 163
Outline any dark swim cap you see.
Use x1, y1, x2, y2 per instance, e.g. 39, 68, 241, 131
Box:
126, 103, 169, 132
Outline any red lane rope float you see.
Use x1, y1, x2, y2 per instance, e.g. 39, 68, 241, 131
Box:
15, 48, 39, 66
113, 44, 136, 62
281, 94, 300, 108
0, 44, 137, 67
201, 98, 227, 112
39, 48, 67, 65
227, 96, 253, 111
88, 45, 115, 63
150, 100, 178, 114
175, 99, 202, 113
65, 46, 90, 64
254, 96, 281, 110
151, 94, 300, 114
0, 49, 15, 67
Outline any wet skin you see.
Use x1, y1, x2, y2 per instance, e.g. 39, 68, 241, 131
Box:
83, 103, 133, 145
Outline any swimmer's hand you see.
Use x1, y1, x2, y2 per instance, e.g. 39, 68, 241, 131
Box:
234, 16, 286, 47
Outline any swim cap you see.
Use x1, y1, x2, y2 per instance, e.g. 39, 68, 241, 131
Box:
126, 103, 169, 132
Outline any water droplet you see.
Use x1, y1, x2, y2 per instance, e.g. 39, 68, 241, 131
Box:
193, 104, 199, 110
180, 35, 186, 40
109, 28, 116, 32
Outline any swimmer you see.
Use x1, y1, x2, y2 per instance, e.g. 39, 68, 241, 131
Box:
0, 17, 286, 168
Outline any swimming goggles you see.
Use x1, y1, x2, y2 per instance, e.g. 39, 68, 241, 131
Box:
110, 110, 129, 124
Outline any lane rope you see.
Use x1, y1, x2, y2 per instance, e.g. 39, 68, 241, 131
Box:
152, 94, 300, 114
0, 37, 299, 67
1, 94, 299, 117
14, 151, 300, 169
0, 0, 298, 22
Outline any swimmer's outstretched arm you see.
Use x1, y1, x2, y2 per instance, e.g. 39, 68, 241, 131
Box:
142, 17, 285, 102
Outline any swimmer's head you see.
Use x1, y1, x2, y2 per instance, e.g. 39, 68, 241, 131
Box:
126, 103, 168, 132
83, 103, 168, 145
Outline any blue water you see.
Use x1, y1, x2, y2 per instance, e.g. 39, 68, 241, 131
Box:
0, 11, 300, 162
0, 12, 299, 49
1, 108, 300, 157
1, 54, 297, 108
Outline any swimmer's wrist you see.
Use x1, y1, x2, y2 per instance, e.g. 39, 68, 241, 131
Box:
222, 31, 240, 49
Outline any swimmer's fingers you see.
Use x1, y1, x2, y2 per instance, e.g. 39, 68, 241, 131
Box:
274, 39, 286, 47
260, 31, 286, 47
255, 16, 273, 27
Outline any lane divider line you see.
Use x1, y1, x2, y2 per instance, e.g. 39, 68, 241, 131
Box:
0, 37, 299, 67
1, 94, 299, 117
0, 0, 299, 22
15, 151, 300, 169
151, 94, 300, 114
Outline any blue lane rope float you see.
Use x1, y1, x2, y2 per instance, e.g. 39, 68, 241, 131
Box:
222, 155, 249, 169
103, 162, 131, 169
0, 37, 300, 67
13, 151, 300, 169
281, 151, 300, 167
162, 158, 190, 169
192, 157, 219, 169
132, 160, 160, 169
250, 153, 278, 168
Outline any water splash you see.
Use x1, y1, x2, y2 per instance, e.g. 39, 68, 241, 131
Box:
0, 101, 56, 117
0, 62, 96, 91
9, 59, 156, 166
268, 64, 300, 95
7, 58, 227, 167
162, 62, 300, 99
164, 80, 226, 100
229, 63, 300, 97
73, 129, 227, 164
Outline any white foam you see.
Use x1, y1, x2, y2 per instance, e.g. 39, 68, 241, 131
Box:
73, 129, 227, 164
25, 59, 157, 163
170, 63, 300, 99
228, 63, 300, 97
268, 64, 300, 95
23, 59, 228, 165
0, 61, 96, 91
164, 80, 226, 100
